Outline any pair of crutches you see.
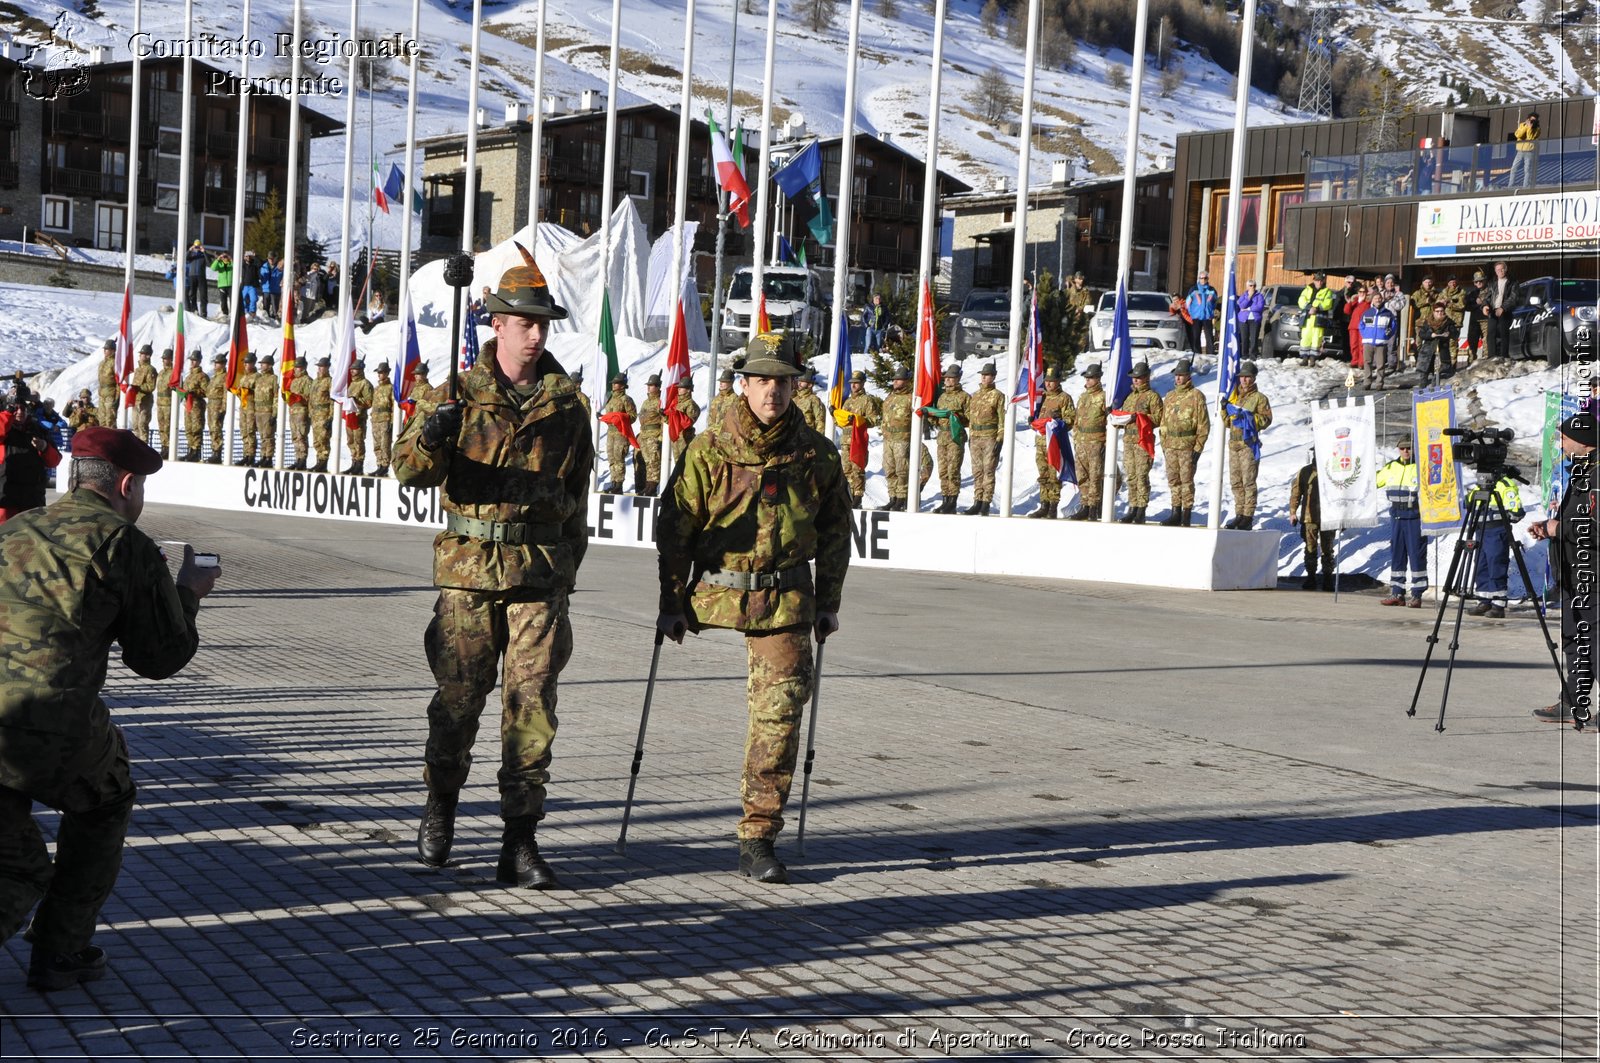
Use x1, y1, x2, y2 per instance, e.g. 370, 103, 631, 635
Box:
616, 629, 828, 856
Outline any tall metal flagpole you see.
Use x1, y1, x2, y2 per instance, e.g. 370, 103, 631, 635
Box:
1206, 0, 1259, 529
332, 0, 361, 476
593, 0, 625, 490
826, 0, 865, 375
998, 0, 1042, 517
123, 0, 144, 439
278, 0, 305, 472
906, 0, 948, 514
224, 0, 252, 466
526, 0, 547, 234
746, 0, 779, 340
707, 0, 738, 383
169, 0, 195, 440
1100, 0, 1151, 522
397, 0, 421, 363
665, 0, 697, 483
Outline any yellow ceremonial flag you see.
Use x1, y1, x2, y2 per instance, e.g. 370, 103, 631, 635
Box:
1413, 387, 1462, 532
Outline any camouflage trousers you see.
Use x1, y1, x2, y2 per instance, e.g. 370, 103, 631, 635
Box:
372, 416, 393, 469
312, 413, 333, 464
185, 406, 206, 456
97, 398, 117, 428
290, 408, 311, 463
843, 458, 866, 499
255, 409, 277, 462
883, 435, 932, 502
1074, 433, 1106, 509
1122, 443, 1154, 507
347, 418, 367, 467
423, 589, 573, 820
936, 436, 965, 497
1229, 443, 1260, 516
739, 626, 814, 840
207, 404, 226, 460
969, 433, 1000, 501
240, 402, 258, 462
639, 431, 663, 486
132, 401, 153, 445
1035, 437, 1063, 506
1301, 524, 1335, 575
0, 721, 135, 957
1162, 439, 1200, 508
156, 401, 173, 447
606, 435, 633, 492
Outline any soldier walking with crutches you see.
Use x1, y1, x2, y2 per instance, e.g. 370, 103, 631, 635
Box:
654, 332, 852, 886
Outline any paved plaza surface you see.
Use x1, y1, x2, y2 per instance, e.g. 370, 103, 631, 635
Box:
2, 498, 1597, 1061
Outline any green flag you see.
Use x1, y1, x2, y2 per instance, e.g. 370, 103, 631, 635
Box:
598, 288, 619, 382
732, 122, 745, 178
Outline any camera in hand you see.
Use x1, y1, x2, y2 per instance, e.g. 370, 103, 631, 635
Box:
1443, 426, 1515, 476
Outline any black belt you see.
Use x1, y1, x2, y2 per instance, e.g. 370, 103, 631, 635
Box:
445, 513, 565, 545
697, 566, 810, 591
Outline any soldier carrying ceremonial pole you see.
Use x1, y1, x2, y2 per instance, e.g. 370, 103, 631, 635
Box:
655, 332, 852, 886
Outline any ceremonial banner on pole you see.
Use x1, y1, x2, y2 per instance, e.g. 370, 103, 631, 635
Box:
1311, 397, 1381, 530
1412, 386, 1462, 533
1540, 388, 1583, 512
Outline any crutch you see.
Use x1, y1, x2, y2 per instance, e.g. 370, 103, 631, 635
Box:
794, 634, 827, 857
616, 630, 666, 854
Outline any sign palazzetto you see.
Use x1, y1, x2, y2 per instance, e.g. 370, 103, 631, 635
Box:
140, 464, 1282, 591
1415, 188, 1600, 258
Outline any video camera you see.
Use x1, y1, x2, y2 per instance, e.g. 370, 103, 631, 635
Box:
1443, 426, 1515, 477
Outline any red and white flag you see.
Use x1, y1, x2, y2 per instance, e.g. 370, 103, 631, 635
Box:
707, 112, 752, 228
663, 297, 694, 441
913, 277, 939, 409
116, 282, 135, 385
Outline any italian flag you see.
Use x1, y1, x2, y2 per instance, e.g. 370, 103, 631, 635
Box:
707, 112, 752, 228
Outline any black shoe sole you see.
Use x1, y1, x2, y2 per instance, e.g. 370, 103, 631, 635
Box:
738, 864, 789, 884
496, 865, 558, 889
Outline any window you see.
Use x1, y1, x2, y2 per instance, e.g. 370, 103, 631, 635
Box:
201, 214, 228, 246
45, 140, 66, 168
1211, 191, 1261, 250
101, 149, 127, 196
41, 196, 71, 231
1270, 188, 1305, 249
158, 127, 181, 156
627, 169, 651, 200
96, 203, 126, 251
154, 183, 179, 213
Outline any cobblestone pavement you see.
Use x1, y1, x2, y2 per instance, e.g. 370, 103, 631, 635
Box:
1, 500, 1595, 1061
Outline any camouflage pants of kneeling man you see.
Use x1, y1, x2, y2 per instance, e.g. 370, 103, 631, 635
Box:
740, 626, 814, 841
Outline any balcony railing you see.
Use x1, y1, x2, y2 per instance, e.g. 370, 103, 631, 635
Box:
859, 193, 918, 221
0, 160, 17, 189
545, 155, 602, 183
42, 166, 124, 196
1305, 135, 1600, 203
48, 110, 111, 138
855, 242, 914, 269
0, 101, 17, 126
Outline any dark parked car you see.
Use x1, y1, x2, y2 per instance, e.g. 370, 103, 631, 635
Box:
951, 289, 1010, 361
1259, 284, 1305, 360
1508, 276, 1598, 367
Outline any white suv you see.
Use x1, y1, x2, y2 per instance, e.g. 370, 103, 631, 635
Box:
1089, 290, 1186, 352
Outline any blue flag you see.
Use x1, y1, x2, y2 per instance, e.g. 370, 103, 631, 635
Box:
396, 292, 421, 411
461, 303, 481, 371
1047, 417, 1076, 485
777, 235, 796, 265
772, 142, 822, 198
1218, 271, 1241, 406
1106, 278, 1133, 409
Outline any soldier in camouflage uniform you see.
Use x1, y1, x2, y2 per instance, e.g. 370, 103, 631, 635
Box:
406, 363, 443, 422
637, 373, 665, 495
656, 331, 851, 886
129, 345, 157, 444
793, 372, 829, 437
395, 249, 591, 890
1159, 358, 1209, 526
1116, 361, 1163, 524
838, 370, 881, 508
96, 341, 118, 427
234, 352, 259, 467
708, 369, 737, 424
1064, 272, 1095, 361
1289, 448, 1335, 590
344, 359, 374, 475
309, 356, 334, 473
154, 349, 176, 451
1029, 367, 1075, 518
1225, 360, 1274, 530
927, 364, 969, 514
879, 367, 931, 511
287, 356, 313, 469
204, 354, 229, 463
963, 362, 1005, 516
570, 368, 591, 423
601, 373, 638, 493
371, 362, 395, 477
0, 427, 217, 990
67, 389, 100, 432
252, 354, 279, 468
180, 353, 208, 462
1067, 363, 1109, 519
669, 382, 701, 465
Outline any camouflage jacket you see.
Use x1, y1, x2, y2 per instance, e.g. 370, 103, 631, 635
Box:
966, 385, 1006, 437
1035, 389, 1074, 426
1065, 285, 1095, 319
408, 379, 441, 420
233, 369, 257, 406
658, 399, 851, 632
1161, 381, 1210, 450
0, 489, 199, 740
393, 357, 593, 594
289, 374, 312, 411
348, 376, 374, 426
1229, 388, 1273, 444
602, 392, 637, 424
67, 406, 100, 430
1289, 462, 1321, 525
186, 368, 212, 409
97, 356, 117, 397
372, 377, 395, 420
794, 389, 829, 436
1074, 387, 1108, 435
1122, 385, 1163, 432
575, 390, 592, 421
930, 385, 969, 442
842, 392, 882, 428
252, 370, 279, 412
156, 365, 176, 407
639, 394, 664, 434
880, 391, 916, 437
673, 391, 701, 429
310, 376, 333, 418
130, 362, 157, 407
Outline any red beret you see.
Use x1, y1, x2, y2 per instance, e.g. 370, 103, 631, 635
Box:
71, 427, 164, 475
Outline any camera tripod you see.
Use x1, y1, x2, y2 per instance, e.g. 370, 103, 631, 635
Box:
1407, 467, 1580, 732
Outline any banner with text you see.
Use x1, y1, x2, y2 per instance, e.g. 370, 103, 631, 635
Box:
1415, 188, 1600, 258
1311, 397, 1381, 530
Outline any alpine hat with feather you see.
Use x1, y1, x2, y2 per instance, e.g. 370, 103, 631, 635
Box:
481, 242, 569, 320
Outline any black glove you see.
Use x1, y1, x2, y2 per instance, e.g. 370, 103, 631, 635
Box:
420, 401, 464, 449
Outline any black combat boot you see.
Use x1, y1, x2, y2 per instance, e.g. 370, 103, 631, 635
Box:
1132, 507, 1147, 524
1237, 514, 1254, 530
887, 496, 905, 512
1028, 504, 1050, 519
1321, 574, 1336, 592
1118, 508, 1137, 524
207, 454, 224, 465
1067, 506, 1093, 521
27, 945, 108, 992
496, 816, 557, 889
310, 460, 328, 473
1044, 505, 1057, 519
373, 465, 389, 477
644, 481, 659, 497
1302, 573, 1318, 591
341, 462, 361, 475
737, 838, 788, 884
939, 495, 957, 514
288, 458, 306, 471
963, 499, 984, 515
850, 494, 863, 509
417, 792, 459, 868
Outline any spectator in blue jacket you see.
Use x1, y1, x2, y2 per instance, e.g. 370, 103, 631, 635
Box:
1185, 272, 1219, 356
183, 240, 210, 316
1235, 279, 1266, 363
259, 254, 283, 322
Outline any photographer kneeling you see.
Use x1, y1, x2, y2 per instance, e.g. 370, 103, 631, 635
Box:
1528, 413, 1596, 724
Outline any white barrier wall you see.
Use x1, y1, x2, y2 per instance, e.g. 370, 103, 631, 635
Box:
143, 464, 1281, 591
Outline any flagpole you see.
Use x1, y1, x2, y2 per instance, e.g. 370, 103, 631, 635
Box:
826, 0, 864, 392
394, 0, 422, 457
122, 0, 142, 321
594, 0, 624, 491
1100, 0, 1151, 522
224, 0, 252, 467
707, 0, 739, 383
998, 0, 1042, 518
1206, 0, 1259, 530
526, 0, 548, 233
665, 0, 697, 484
747, 0, 779, 341
329, 0, 362, 479
168, 0, 195, 442
278, 0, 304, 472
906, 0, 948, 513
